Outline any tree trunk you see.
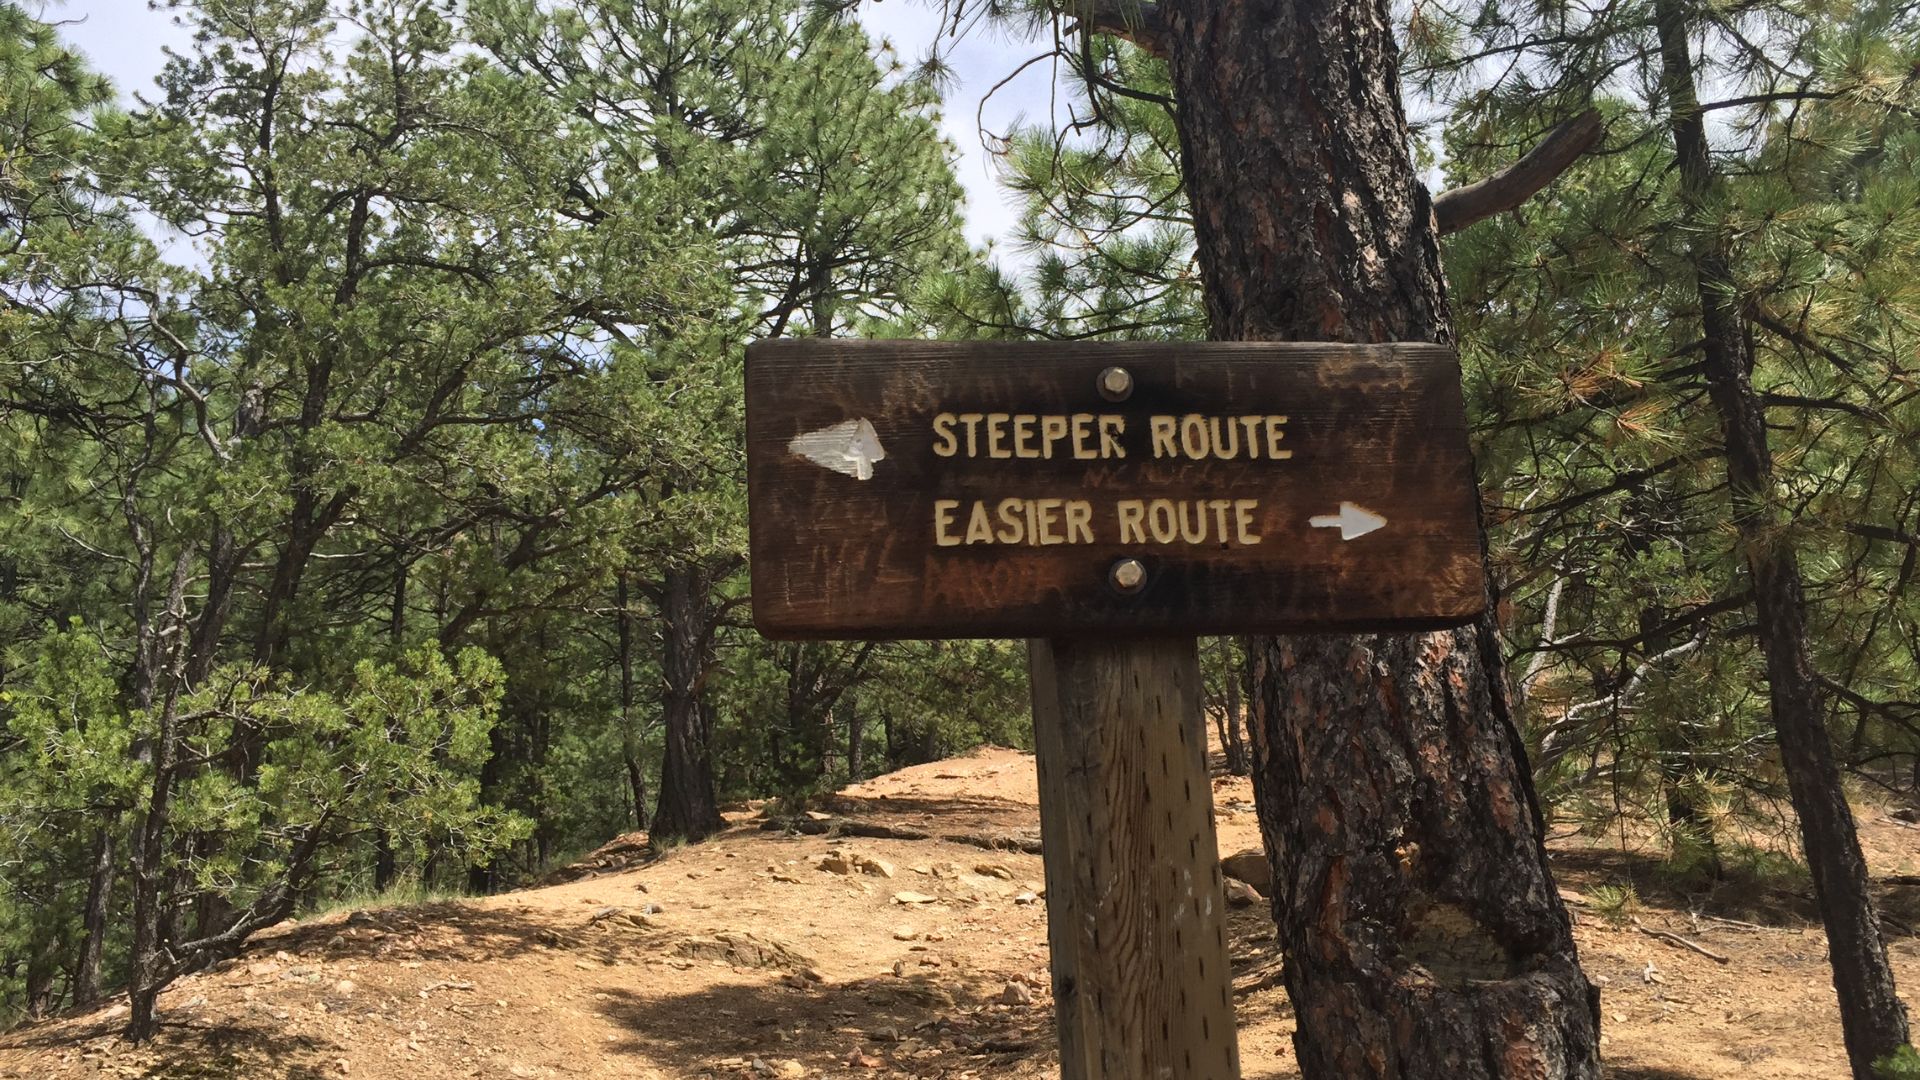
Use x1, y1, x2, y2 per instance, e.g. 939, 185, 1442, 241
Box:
23, 932, 57, 1020
846, 695, 864, 782
616, 575, 649, 831
1654, 3, 1909, 1072
650, 563, 725, 844
127, 700, 180, 1042
1156, 1, 1601, 1074
1222, 638, 1249, 774
73, 826, 117, 1006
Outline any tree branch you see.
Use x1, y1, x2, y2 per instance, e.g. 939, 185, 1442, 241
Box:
1077, 0, 1168, 58
1433, 109, 1605, 235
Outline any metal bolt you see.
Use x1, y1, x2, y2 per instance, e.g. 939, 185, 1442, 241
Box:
1097, 366, 1134, 402
1109, 557, 1147, 594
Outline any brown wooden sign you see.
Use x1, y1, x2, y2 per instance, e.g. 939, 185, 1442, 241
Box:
745, 340, 1485, 638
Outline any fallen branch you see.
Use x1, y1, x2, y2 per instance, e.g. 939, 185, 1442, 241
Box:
1882, 874, 1920, 887
1632, 917, 1730, 963
760, 816, 1045, 855
1232, 966, 1286, 997
1433, 110, 1605, 235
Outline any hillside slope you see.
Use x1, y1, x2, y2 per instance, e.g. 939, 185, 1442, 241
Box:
3, 746, 1917, 1079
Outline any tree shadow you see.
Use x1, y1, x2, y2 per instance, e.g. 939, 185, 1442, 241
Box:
262, 899, 609, 965
590, 972, 1055, 1077
0, 1011, 337, 1079
1547, 845, 1822, 928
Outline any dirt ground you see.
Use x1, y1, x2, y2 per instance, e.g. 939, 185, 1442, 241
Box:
3, 745, 1916, 1079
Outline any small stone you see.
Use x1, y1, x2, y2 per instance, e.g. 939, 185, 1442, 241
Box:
1220, 848, 1272, 895
1000, 981, 1034, 1006
1224, 879, 1262, 908
853, 854, 895, 878
334, 979, 357, 996
818, 853, 854, 875
973, 863, 1015, 880
892, 891, 938, 905
1013, 892, 1039, 906
775, 1060, 805, 1078
892, 927, 918, 941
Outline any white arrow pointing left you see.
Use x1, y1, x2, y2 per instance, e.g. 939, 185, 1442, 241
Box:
789, 418, 886, 481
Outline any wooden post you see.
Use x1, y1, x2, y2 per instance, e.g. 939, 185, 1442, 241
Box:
1028, 637, 1241, 1080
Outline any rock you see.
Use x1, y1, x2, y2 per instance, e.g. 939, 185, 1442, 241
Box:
805, 810, 833, 822
852, 854, 895, 878
1220, 848, 1271, 895
334, 979, 357, 996
891, 927, 918, 941
892, 891, 938, 905
775, 1060, 806, 1077
1224, 879, 1262, 908
973, 863, 1015, 880
818, 853, 854, 875
1000, 981, 1034, 1006
1893, 806, 1920, 823
772, 871, 802, 884
1013, 892, 1039, 906
247, 961, 279, 977
846, 1049, 885, 1069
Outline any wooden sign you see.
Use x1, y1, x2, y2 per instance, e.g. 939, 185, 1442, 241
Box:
746, 340, 1485, 639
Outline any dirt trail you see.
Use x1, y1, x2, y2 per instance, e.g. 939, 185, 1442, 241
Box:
3, 745, 1916, 1079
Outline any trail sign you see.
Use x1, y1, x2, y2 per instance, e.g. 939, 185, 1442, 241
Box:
746, 339, 1485, 639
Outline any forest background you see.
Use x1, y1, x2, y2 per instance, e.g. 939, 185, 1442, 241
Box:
1, 0, 1917, 1067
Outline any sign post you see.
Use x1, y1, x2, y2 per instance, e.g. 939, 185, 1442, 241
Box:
745, 340, 1484, 1079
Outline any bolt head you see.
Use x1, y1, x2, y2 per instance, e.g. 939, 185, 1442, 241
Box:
1109, 557, 1147, 593
1097, 366, 1134, 401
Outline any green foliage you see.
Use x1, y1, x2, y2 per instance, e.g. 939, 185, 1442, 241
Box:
1421, 0, 1920, 845
0, 0, 996, 1031
1876, 1044, 1920, 1079
1586, 883, 1641, 926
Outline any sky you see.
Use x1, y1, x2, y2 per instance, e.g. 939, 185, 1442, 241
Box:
44, 0, 1061, 253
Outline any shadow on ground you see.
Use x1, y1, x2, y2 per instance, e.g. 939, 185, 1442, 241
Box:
592, 973, 1054, 1077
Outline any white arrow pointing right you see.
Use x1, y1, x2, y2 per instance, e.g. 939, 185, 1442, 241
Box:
1309, 501, 1387, 540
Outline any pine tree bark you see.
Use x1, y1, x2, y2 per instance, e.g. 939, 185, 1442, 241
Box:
650, 563, 725, 844
1155, 0, 1601, 1074
73, 824, 116, 1006
616, 575, 649, 831
846, 696, 864, 782
1655, 2, 1910, 1072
